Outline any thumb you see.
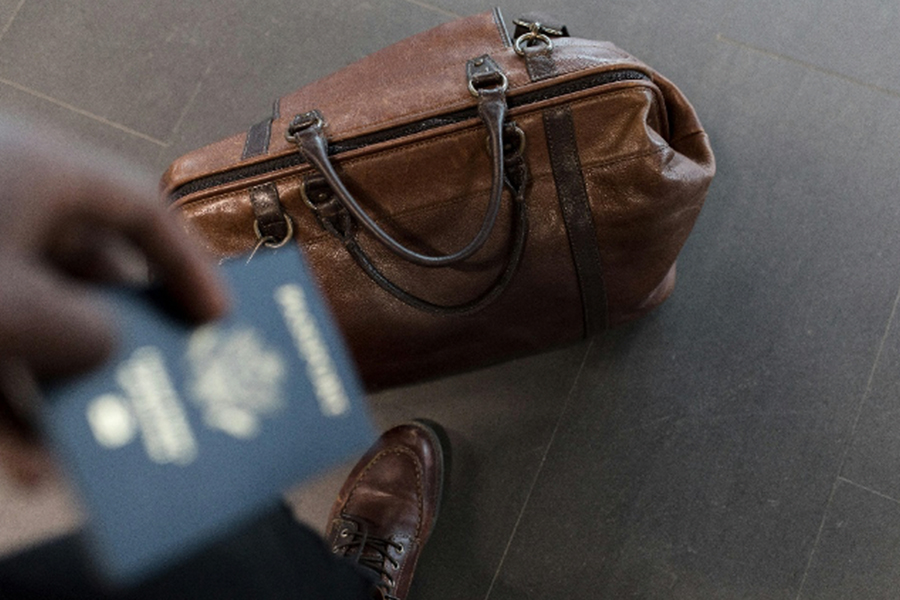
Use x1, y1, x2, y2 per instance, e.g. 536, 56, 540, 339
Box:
0, 257, 117, 379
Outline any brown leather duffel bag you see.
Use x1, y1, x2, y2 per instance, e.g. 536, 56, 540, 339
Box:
162, 9, 715, 390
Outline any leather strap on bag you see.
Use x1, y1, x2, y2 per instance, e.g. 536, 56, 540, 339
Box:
543, 106, 609, 333
249, 182, 291, 244
513, 14, 567, 82
242, 100, 281, 159
515, 16, 610, 333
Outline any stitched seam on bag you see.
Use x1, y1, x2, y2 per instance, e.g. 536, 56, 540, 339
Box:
323, 194, 508, 246
324, 148, 666, 236
342, 189, 499, 227
295, 149, 666, 249
297, 155, 678, 250
544, 106, 606, 334
332, 100, 479, 141
580, 146, 669, 174
181, 185, 506, 252
180, 142, 667, 228
548, 107, 604, 281
668, 129, 707, 147
330, 69, 657, 141
331, 85, 663, 165
294, 189, 509, 248
294, 167, 564, 248
178, 84, 662, 204
181, 124, 666, 217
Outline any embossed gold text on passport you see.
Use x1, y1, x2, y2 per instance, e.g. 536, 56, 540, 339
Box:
275, 283, 350, 417
87, 346, 198, 466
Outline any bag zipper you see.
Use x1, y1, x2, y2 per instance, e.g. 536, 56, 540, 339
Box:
169, 68, 651, 203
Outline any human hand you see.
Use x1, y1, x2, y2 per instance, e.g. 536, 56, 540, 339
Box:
0, 121, 229, 486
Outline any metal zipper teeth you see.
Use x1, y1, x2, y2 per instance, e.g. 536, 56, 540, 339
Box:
169, 68, 651, 202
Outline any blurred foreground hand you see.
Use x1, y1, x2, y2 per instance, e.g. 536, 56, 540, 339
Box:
0, 122, 229, 486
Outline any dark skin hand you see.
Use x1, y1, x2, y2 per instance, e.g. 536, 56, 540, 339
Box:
0, 123, 229, 486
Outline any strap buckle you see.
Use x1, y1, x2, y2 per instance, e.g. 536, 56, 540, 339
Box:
513, 22, 555, 56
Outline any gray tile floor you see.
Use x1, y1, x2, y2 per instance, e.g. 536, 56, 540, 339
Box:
0, 1, 898, 599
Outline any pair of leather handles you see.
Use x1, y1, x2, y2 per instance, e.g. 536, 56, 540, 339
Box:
282, 54, 529, 315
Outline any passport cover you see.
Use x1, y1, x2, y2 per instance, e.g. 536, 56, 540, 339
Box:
41, 247, 375, 585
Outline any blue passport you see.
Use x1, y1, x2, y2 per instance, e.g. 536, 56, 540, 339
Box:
41, 247, 375, 585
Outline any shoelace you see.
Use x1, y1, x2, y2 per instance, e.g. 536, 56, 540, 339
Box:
333, 518, 405, 600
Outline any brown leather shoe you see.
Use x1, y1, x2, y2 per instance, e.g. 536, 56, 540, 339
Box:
325, 420, 446, 600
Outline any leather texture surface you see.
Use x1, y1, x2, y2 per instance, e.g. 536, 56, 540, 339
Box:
325, 422, 444, 600
162, 10, 715, 389
543, 104, 609, 334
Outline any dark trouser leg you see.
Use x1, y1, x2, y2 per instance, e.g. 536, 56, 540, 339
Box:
0, 504, 373, 600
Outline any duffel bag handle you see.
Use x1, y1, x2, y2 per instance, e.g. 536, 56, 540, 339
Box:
299, 131, 529, 315
285, 55, 511, 268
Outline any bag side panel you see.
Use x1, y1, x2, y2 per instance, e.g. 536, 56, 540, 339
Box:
572, 74, 714, 326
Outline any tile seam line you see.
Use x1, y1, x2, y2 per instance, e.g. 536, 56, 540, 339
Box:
793, 277, 900, 600
715, 33, 900, 99
396, 0, 460, 19
0, 77, 169, 147
837, 476, 900, 507
483, 338, 595, 600
0, 0, 26, 45
163, 63, 212, 148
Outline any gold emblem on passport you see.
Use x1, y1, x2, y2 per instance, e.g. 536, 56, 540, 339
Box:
83, 283, 350, 466
84, 326, 289, 465
187, 326, 287, 439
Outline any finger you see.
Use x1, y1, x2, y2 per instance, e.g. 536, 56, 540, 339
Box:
56, 174, 230, 323
0, 257, 116, 378
0, 359, 41, 439
0, 417, 53, 488
0, 361, 52, 488
0, 133, 229, 324
0, 432, 53, 488
48, 223, 150, 286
